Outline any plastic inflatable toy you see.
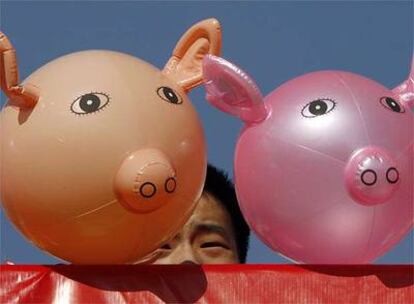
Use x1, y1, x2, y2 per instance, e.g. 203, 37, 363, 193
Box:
203, 55, 413, 264
394, 59, 414, 111
0, 19, 221, 264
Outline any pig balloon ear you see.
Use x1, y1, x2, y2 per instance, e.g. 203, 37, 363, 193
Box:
203, 55, 267, 124
0, 32, 39, 108
392, 56, 414, 110
163, 18, 222, 92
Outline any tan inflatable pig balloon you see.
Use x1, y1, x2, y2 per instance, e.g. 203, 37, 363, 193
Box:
0, 19, 221, 264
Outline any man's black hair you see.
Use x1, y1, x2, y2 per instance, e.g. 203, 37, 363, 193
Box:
203, 164, 250, 263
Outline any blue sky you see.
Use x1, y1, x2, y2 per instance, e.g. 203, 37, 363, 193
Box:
0, 1, 412, 264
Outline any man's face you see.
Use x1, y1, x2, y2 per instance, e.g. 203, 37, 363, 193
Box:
145, 192, 239, 264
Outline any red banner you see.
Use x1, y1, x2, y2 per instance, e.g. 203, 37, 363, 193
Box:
1, 264, 413, 303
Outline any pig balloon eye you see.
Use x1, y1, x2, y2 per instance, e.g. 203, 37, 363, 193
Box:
71, 93, 110, 115
157, 86, 182, 105
301, 98, 336, 118
380, 97, 405, 113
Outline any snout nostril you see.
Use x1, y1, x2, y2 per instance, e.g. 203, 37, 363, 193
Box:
386, 167, 399, 184
139, 182, 157, 198
165, 177, 177, 193
361, 169, 377, 186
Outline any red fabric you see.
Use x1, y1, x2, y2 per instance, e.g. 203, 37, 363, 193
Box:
1, 264, 413, 303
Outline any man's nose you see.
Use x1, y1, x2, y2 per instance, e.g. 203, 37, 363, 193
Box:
180, 260, 198, 265
167, 243, 200, 264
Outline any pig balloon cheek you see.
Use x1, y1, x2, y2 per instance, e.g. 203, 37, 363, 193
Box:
71, 92, 110, 115
345, 147, 400, 206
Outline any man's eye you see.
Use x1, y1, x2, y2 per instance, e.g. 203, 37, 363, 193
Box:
200, 242, 229, 249
71, 92, 110, 115
160, 243, 172, 250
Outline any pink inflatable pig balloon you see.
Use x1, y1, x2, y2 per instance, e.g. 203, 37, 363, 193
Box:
203, 55, 413, 264
0, 19, 221, 264
393, 58, 414, 111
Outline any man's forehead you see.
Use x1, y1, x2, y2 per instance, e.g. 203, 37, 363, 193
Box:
194, 223, 229, 236
189, 193, 227, 221
184, 193, 234, 234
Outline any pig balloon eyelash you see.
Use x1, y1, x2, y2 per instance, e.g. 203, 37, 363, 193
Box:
71, 92, 111, 116
301, 97, 336, 118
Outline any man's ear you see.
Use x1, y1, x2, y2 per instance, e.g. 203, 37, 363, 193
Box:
163, 18, 222, 92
